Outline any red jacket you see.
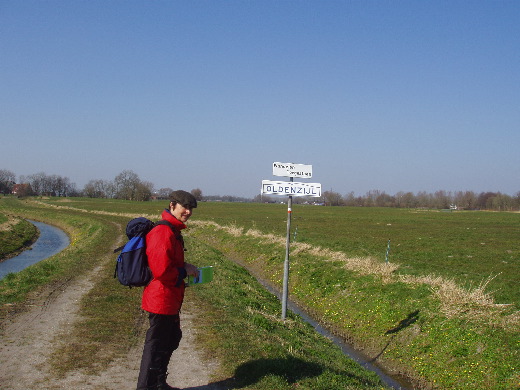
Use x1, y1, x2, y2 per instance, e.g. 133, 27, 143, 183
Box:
142, 210, 187, 315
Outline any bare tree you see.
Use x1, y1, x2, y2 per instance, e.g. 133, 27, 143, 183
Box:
0, 169, 16, 194
343, 191, 356, 206
432, 190, 452, 209
25, 172, 47, 195
322, 190, 343, 206
375, 192, 395, 207
114, 170, 141, 200
102, 180, 116, 198
453, 191, 477, 210
157, 187, 174, 199
24, 173, 75, 197
135, 181, 154, 201
476, 192, 497, 210
415, 191, 431, 208
84, 179, 108, 198
49, 174, 73, 196
191, 188, 203, 201
490, 192, 514, 211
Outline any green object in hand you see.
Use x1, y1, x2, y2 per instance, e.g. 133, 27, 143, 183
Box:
188, 266, 214, 285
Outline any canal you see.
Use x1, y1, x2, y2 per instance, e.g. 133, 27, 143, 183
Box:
0, 220, 70, 280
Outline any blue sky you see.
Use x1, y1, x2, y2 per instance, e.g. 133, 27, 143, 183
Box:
1, 1, 519, 198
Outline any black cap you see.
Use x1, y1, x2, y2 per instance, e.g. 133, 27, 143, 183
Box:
169, 190, 197, 208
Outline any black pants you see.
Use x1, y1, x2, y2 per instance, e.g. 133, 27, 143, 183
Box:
136, 312, 182, 389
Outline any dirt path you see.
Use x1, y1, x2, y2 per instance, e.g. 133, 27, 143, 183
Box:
0, 262, 222, 390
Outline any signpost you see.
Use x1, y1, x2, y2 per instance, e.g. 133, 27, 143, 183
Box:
261, 162, 321, 320
272, 162, 313, 178
261, 180, 322, 197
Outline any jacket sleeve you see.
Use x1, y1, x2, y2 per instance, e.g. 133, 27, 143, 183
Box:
146, 226, 186, 286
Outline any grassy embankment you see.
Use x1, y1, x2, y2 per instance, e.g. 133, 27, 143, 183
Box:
0, 212, 39, 260
0, 197, 389, 389
21, 197, 520, 390
189, 202, 519, 390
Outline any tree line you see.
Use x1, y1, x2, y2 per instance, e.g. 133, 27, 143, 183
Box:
0, 169, 202, 202
0, 170, 76, 198
1, 168, 518, 211
255, 189, 520, 211
316, 189, 520, 211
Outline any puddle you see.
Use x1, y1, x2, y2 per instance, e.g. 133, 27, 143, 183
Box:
0, 220, 70, 280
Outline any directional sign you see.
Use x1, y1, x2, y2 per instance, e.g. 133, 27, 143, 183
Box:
261, 180, 321, 197
272, 162, 312, 178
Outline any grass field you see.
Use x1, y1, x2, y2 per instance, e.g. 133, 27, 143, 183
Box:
1, 196, 518, 389
186, 211, 519, 389
34, 197, 519, 306
193, 202, 520, 307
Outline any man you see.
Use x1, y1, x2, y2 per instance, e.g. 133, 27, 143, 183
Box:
136, 190, 199, 390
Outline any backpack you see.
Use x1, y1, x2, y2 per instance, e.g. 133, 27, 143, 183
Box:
113, 217, 181, 287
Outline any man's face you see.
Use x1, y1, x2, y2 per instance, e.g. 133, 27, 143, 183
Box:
171, 202, 193, 223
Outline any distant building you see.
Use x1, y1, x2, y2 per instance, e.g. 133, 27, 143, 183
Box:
11, 183, 33, 197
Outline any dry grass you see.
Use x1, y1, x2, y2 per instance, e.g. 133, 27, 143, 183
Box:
401, 273, 518, 328
0, 214, 22, 231
32, 200, 156, 220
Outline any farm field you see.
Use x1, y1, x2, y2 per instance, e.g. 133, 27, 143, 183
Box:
196, 202, 520, 307
38, 197, 519, 307
4, 197, 519, 389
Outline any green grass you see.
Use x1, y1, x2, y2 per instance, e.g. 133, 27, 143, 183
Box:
0, 197, 388, 389
2, 197, 518, 389
186, 238, 388, 389
189, 218, 519, 390
189, 202, 520, 307
36, 198, 520, 307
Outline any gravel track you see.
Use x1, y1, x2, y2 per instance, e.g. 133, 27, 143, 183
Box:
0, 262, 222, 390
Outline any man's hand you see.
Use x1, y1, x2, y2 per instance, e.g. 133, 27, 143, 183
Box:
184, 262, 199, 278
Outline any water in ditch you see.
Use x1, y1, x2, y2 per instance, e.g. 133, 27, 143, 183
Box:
258, 280, 414, 390
0, 220, 70, 280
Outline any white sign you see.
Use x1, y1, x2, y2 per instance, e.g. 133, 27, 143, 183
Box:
272, 162, 312, 178
261, 180, 322, 197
